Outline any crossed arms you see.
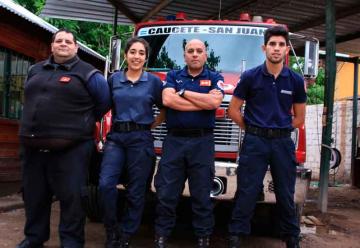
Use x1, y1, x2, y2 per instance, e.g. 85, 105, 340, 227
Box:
162, 87, 223, 111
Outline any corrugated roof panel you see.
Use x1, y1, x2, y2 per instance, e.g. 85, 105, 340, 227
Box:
0, 0, 105, 61
40, 0, 360, 56
41, 0, 132, 24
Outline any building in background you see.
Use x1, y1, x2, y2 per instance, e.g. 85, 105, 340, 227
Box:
0, 0, 105, 182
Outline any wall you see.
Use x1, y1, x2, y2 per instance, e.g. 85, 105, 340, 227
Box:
334, 62, 360, 100
305, 100, 359, 183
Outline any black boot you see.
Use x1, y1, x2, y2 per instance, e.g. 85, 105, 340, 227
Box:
154, 235, 167, 248
119, 233, 130, 248
105, 228, 120, 248
16, 239, 43, 248
285, 236, 300, 248
198, 236, 210, 248
228, 235, 242, 248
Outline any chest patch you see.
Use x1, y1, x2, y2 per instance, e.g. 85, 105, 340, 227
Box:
280, 89, 292, 95
59, 76, 71, 84
200, 79, 211, 86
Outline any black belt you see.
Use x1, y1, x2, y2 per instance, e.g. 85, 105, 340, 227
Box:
112, 122, 150, 132
168, 128, 213, 137
246, 125, 291, 139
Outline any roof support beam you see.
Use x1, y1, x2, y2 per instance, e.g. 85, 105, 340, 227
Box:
108, 0, 140, 23
319, 31, 360, 47
290, 3, 360, 32
141, 0, 174, 22
319, 0, 336, 213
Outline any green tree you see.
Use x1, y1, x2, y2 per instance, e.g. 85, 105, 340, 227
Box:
15, 0, 44, 15
14, 0, 133, 57
306, 67, 325, 104
290, 56, 325, 104
153, 47, 180, 70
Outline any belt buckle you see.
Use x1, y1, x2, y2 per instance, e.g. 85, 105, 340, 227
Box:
125, 122, 131, 131
267, 129, 273, 138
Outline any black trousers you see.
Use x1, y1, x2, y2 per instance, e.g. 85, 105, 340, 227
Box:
21, 140, 94, 248
154, 134, 215, 237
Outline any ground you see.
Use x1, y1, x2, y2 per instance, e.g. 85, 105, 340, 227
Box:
0, 185, 359, 248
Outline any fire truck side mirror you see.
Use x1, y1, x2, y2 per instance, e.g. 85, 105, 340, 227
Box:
109, 36, 121, 73
303, 40, 319, 79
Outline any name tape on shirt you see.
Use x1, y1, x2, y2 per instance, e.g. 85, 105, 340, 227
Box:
200, 80, 211, 86
59, 76, 71, 83
280, 90, 293, 95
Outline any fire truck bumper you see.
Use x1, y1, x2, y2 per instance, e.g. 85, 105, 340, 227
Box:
151, 160, 312, 204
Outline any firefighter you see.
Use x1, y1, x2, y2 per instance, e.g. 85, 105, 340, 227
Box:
17, 29, 111, 248
227, 26, 306, 248
154, 39, 224, 248
98, 37, 164, 248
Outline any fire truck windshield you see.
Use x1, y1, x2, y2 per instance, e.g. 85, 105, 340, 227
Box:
137, 25, 266, 73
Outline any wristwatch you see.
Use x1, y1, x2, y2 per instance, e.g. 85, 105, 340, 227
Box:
177, 88, 186, 97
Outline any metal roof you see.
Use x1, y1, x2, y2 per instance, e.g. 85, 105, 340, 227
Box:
0, 0, 105, 61
41, 0, 360, 57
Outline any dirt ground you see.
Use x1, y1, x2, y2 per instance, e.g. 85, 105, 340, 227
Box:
0, 185, 359, 248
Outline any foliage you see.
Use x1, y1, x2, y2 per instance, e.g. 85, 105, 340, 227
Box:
15, 0, 44, 14
153, 47, 180, 70
14, 0, 134, 57
290, 56, 325, 105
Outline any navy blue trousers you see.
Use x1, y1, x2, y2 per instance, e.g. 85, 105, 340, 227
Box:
21, 140, 94, 248
154, 134, 215, 237
228, 133, 300, 237
99, 131, 155, 235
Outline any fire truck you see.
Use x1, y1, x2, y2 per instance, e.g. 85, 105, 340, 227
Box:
87, 12, 318, 224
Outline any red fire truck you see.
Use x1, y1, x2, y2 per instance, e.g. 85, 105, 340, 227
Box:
87, 12, 318, 223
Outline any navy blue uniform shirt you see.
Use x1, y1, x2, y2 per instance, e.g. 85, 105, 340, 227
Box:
233, 63, 306, 129
109, 70, 163, 125
87, 72, 111, 120
164, 66, 224, 129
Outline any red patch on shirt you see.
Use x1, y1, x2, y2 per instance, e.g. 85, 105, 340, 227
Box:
59, 76, 71, 83
200, 80, 211, 86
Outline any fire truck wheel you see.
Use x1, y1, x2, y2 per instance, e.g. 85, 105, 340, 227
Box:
330, 148, 342, 170
84, 184, 103, 222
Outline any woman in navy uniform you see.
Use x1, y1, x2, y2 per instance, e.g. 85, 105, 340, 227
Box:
99, 37, 164, 248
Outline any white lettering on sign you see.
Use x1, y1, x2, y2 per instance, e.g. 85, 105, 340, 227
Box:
138, 25, 266, 37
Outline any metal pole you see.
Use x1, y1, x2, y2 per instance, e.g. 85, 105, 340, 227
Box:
113, 7, 118, 35
318, 0, 336, 213
351, 59, 359, 186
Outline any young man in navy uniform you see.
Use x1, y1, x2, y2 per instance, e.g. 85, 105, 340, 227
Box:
154, 39, 224, 248
17, 29, 111, 248
227, 26, 306, 248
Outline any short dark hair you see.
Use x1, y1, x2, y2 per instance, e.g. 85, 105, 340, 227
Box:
124, 37, 150, 59
264, 26, 289, 45
51, 28, 77, 44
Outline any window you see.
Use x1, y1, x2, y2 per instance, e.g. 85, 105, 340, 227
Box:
0, 47, 33, 119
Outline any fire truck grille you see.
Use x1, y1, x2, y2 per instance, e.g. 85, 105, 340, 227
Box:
151, 98, 243, 153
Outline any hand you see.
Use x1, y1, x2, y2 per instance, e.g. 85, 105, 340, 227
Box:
209, 89, 222, 95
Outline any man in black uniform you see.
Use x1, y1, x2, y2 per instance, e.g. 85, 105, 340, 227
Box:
16, 29, 111, 248
227, 26, 306, 248
154, 39, 224, 248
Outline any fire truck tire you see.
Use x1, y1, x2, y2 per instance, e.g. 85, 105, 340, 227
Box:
330, 148, 342, 170
84, 184, 103, 222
